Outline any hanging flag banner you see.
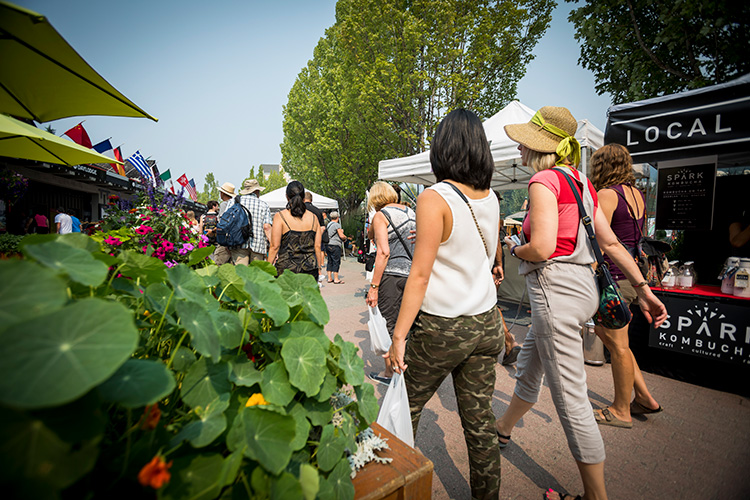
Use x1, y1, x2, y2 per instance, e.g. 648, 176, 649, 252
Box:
92, 138, 113, 154
159, 169, 172, 182
187, 178, 198, 201
63, 123, 92, 148
127, 150, 154, 185
112, 146, 126, 176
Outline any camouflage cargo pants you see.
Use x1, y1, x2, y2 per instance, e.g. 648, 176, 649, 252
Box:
404, 307, 503, 500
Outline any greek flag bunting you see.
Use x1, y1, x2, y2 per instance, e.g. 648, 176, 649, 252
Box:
127, 150, 154, 185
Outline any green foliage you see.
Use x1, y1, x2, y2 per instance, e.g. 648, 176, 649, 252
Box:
246, 165, 288, 194
567, 0, 750, 103
199, 172, 219, 204
0, 232, 24, 255
282, 0, 554, 210
497, 188, 528, 218
0, 234, 378, 499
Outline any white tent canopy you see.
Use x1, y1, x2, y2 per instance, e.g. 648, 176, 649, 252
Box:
259, 187, 339, 212
378, 101, 605, 191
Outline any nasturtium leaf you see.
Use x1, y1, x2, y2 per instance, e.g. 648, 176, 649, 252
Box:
174, 394, 230, 448
250, 466, 271, 497
172, 346, 196, 373
217, 450, 244, 488
228, 357, 262, 387
261, 361, 296, 406
316, 474, 335, 500
168, 264, 209, 304
188, 246, 214, 266
281, 337, 327, 397
287, 402, 312, 451
175, 301, 221, 360
302, 398, 334, 427
98, 359, 176, 408
145, 282, 175, 317
276, 271, 318, 307
300, 291, 330, 326
33, 390, 105, 443
161, 453, 225, 500
0, 298, 137, 409
317, 424, 347, 472
236, 407, 296, 475
338, 412, 358, 452
119, 250, 166, 284
217, 264, 247, 302
90, 250, 119, 267
55, 232, 101, 252
249, 259, 277, 277
23, 241, 108, 287
328, 458, 355, 500
181, 358, 231, 409
236, 265, 290, 325
212, 309, 243, 348
278, 321, 330, 351
334, 335, 365, 386
237, 308, 261, 338
298, 463, 320, 500
270, 471, 303, 500
316, 372, 338, 403
0, 260, 66, 329
111, 277, 146, 298
354, 382, 379, 426
0, 407, 99, 489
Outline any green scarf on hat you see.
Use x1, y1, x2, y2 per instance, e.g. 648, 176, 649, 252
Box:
531, 111, 581, 167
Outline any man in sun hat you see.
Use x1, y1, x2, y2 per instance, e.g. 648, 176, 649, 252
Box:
224, 179, 272, 265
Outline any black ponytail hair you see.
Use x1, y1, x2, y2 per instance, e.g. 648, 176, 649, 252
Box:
286, 180, 307, 218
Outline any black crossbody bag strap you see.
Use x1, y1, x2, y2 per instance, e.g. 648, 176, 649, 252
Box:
380, 208, 413, 260
555, 169, 605, 266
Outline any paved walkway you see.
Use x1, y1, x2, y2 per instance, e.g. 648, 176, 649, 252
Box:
320, 256, 750, 499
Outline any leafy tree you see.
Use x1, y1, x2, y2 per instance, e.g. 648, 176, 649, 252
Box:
244, 166, 287, 195
198, 172, 218, 204
282, 0, 554, 211
567, 0, 750, 103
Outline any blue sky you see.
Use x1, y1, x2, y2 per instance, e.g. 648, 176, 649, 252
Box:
18, 0, 612, 192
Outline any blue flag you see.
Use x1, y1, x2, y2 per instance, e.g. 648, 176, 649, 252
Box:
127, 150, 154, 184
92, 138, 113, 154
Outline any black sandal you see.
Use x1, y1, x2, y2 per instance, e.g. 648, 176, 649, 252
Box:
496, 429, 511, 448
543, 488, 582, 500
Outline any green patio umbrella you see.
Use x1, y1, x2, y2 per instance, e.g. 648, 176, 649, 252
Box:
0, 113, 124, 166
0, 1, 157, 123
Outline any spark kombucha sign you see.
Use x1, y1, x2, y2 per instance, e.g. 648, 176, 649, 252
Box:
650, 295, 750, 366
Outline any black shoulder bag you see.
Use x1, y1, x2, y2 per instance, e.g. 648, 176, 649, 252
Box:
557, 169, 632, 329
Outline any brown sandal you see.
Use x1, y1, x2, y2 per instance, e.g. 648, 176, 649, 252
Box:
594, 407, 633, 428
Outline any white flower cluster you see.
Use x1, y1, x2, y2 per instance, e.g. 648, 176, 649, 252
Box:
348, 426, 392, 478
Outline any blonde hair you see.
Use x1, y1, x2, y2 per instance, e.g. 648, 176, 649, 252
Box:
527, 149, 578, 173
590, 143, 635, 190
367, 181, 398, 212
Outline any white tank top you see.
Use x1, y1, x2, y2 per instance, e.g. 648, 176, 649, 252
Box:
421, 183, 499, 318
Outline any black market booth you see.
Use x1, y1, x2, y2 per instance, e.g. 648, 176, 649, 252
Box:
605, 74, 750, 395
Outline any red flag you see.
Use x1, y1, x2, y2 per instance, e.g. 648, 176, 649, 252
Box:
63, 123, 92, 148
112, 146, 125, 176
176, 174, 189, 187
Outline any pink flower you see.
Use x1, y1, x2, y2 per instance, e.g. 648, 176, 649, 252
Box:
104, 236, 122, 246
161, 240, 174, 252
199, 234, 209, 243
178, 242, 195, 255
135, 225, 154, 235
165, 260, 177, 268
142, 245, 149, 253
182, 235, 189, 242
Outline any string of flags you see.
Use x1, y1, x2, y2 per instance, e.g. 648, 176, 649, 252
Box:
62, 121, 198, 203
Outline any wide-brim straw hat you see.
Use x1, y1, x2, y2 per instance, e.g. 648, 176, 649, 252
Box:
240, 179, 264, 195
504, 106, 577, 153
218, 182, 235, 197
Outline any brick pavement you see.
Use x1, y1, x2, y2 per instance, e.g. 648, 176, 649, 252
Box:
321, 256, 750, 499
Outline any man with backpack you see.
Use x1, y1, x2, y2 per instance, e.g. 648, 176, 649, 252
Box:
221, 179, 272, 265
200, 201, 220, 245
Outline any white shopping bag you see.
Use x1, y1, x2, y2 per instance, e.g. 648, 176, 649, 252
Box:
376, 372, 414, 447
367, 306, 392, 356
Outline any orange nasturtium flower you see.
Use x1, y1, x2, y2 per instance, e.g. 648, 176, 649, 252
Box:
138, 455, 173, 489
246, 393, 268, 407
140, 403, 161, 430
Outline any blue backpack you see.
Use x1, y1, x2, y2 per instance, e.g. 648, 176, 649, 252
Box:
216, 196, 253, 248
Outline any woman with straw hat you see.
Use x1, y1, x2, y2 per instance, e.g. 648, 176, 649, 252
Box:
493, 107, 667, 500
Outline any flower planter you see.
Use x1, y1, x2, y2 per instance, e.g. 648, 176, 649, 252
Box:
353, 423, 433, 500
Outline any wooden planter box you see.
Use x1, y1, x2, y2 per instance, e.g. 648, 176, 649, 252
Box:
353, 423, 433, 500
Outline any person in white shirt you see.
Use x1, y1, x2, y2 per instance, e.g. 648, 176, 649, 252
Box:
54, 207, 73, 234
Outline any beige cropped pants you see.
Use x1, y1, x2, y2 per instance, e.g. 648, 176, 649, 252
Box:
514, 261, 605, 464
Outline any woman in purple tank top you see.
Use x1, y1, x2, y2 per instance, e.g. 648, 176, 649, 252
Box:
589, 144, 663, 429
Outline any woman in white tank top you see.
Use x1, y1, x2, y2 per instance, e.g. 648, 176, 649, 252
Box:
386, 109, 505, 500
